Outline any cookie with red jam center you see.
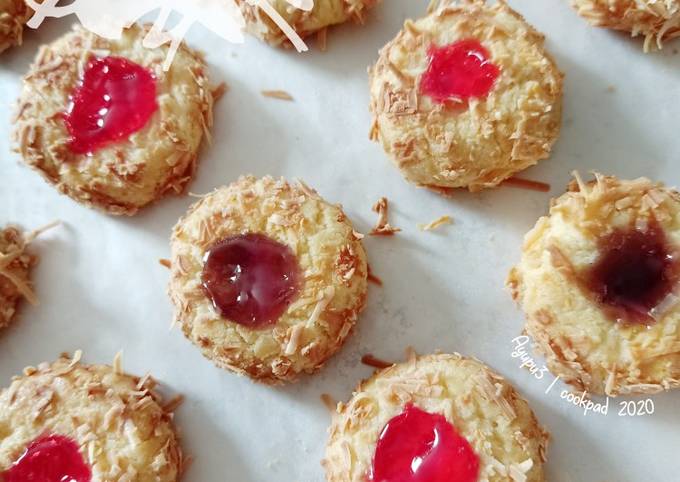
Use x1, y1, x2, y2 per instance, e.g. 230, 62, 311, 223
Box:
12, 23, 218, 215
369, 0, 563, 192
0, 353, 183, 481
508, 173, 680, 396
324, 353, 549, 482
168, 176, 368, 383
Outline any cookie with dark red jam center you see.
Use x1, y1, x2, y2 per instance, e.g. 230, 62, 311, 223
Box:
509, 173, 680, 396
169, 176, 368, 383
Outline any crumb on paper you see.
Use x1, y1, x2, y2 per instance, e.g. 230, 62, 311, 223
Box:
502, 177, 551, 192
261, 90, 294, 101
367, 264, 383, 286
317, 27, 328, 51
162, 394, 185, 412
159, 258, 171, 269
212, 82, 229, 102
418, 215, 453, 231
320, 393, 336, 411
369, 197, 401, 236
361, 354, 393, 369
606, 85, 616, 93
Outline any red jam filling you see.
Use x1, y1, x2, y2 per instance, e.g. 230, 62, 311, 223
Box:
585, 221, 679, 324
64, 56, 158, 154
420, 39, 500, 104
369, 404, 480, 482
2, 434, 91, 482
201, 233, 303, 329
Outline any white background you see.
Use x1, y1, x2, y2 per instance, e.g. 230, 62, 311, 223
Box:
1, 0, 680, 480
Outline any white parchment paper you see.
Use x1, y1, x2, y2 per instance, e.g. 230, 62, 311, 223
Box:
1, 1, 679, 480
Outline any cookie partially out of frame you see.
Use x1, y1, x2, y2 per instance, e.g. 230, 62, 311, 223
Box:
508, 173, 680, 396
0, 0, 30, 54
324, 353, 549, 482
0, 353, 183, 481
13, 23, 217, 215
571, 0, 680, 51
369, 0, 563, 192
0, 225, 38, 329
168, 176, 368, 384
237, 0, 376, 48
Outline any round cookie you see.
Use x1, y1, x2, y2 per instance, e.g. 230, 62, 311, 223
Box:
13, 23, 216, 215
237, 0, 376, 48
571, 0, 680, 51
168, 176, 368, 383
324, 353, 549, 482
0, 353, 183, 481
0, 0, 30, 54
369, 0, 563, 192
508, 173, 680, 396
0, 225, 38, 329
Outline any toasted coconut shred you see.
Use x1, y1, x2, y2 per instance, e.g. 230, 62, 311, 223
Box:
261, 90, 294, 101
369, 197, 401, 236
361, 354, 393, 369
418, 214, 453, 231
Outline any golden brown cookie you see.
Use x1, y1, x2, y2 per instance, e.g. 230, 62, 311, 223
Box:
0, 0, 30, 54
168, 176, 368, 384
13, 23, 217, 215
0, 225, 39, 329
508, 173, 680, 396
571, 0, 680, 51
0, 352, 183, 481
324, 353, 549, 482
369, 0, 563, 192
237, 0, 376, 48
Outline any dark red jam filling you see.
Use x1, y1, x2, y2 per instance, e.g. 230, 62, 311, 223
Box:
2, 434, 91, 482
420, 39, 500, 104
64, 56, 158, 155
201, 233, 303, 329
585, 221, 679, 324
369, 404, 480, 482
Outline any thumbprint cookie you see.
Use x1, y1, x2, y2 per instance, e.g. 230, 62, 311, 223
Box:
571, 0, 680, 51
508, 173, 680, 396
369, 0, 563, 192
0, 224, 46, 329
13, 24, 217, 215
0, 0, 30, 54
237, 0, 376, 48
324, 353, 549, 482
0, 352, 183, 481
168, 176, 368, 383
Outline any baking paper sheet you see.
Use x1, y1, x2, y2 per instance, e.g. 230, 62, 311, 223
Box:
1, 1, 679, 480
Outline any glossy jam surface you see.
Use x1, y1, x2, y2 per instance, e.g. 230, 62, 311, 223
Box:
420, 39, 500, 104
585, 222, 679, 324
369, 404, 479, 482
64, 56, 158, 154
201, 233, 303, 328
3, 434, 91, 482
